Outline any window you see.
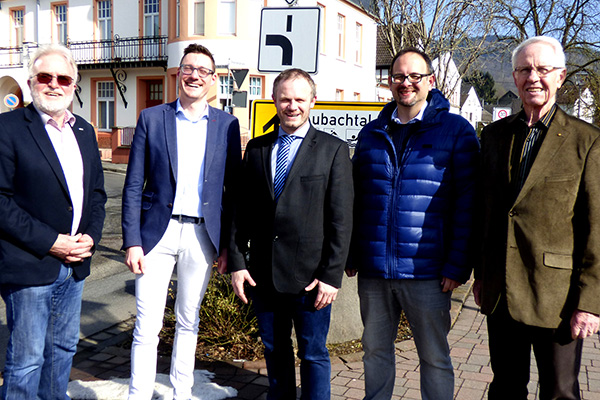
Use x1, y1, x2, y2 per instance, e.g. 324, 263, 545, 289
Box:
12, 9, 24, 47
194, 1, 205, 35
249, 76, 263, 99
144, 0, 160, 37
54, 4, 67, 44
97, 81, 115, 130
317, 3, 325, 54
354, 92, 360, 101
355, 23, 362, 64
218, 0, 236, 35
219, 75, 234, 96
175, 0, 180, 37
97, 1, 111, 40
336, 89, 344, 101
337, 14, 345, 59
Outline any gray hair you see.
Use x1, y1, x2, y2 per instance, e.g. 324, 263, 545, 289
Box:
28, 44, 78, 79
511, 36, 566, 69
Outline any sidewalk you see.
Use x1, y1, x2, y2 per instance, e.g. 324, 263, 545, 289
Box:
69, 285, 600, 400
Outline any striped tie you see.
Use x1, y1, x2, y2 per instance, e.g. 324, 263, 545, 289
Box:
273, 135, 296, 201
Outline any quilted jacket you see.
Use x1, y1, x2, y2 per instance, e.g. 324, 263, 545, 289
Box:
351, 89, 480, 282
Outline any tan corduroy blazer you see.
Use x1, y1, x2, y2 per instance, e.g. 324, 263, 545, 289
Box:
477, 107, 600, 328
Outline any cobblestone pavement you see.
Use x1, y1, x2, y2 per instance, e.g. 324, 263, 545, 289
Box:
69, 290, 600, 400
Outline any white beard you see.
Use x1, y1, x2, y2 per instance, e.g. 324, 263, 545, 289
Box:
32, 89, 73, 117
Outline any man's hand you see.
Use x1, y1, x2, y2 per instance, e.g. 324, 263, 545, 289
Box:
472, 279, 482, 306
125, 246, 146, 274
305, 279, 339, 310
441, 276, 461, 293
231, 270, 256, 304
570, 310, 600, 339
49, 233, 94, 263
217, 248, 228, 275
345, 268, 357, 277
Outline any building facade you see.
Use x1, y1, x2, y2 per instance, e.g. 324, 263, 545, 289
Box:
0, 0, 376, 161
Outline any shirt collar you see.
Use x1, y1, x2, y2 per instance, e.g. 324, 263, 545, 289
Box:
278, 121, 310, 139
519, 104, 558, 130
391, 101, 428, 125
34, 105, 76, 129
176, 98, 209, 122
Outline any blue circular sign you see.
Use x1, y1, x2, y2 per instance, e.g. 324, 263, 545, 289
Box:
4, 94, 19, 109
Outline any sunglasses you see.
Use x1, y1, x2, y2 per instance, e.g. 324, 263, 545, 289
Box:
33, 73, 74, 87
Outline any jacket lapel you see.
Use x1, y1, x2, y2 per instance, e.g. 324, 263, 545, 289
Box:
514, 109, 570, 205
164, 101, 178, 182
285, 125, 317, 184
71, 118, 92, 208
205, 106, 218, 178
24, 105, 69, 195
262, 131, 278, 198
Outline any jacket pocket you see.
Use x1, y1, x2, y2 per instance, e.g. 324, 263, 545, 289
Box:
545, 174, 576, 182
142, 191, 154, 210
543, 252, 573, 270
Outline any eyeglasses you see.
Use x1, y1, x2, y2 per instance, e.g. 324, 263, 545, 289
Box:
180, 64, 214, 78
513, 66, 563, 77
391, 73, 432, 84
33, 73, 74, 86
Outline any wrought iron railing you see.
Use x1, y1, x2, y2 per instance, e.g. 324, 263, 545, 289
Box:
69, 35, 167, 65
0, 36, 167, 69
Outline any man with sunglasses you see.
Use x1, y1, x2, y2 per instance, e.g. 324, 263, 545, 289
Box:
122, 44, 241, 400
0, 44, 106, 399
347, 47, 479, 400
474, 36, 600, 399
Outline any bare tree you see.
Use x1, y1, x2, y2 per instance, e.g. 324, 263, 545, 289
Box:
366, 0, 499, 99
493, 0, 600, 123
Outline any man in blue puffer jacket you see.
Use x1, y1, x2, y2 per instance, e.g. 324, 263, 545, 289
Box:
347, 47, 480, 400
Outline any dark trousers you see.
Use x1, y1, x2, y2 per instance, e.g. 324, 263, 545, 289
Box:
487, 300, 582, 400
251, 288, 332, 400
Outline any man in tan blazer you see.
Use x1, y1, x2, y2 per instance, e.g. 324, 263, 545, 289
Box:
474, 36, 600, 399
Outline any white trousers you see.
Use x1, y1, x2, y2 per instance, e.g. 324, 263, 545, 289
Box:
128, 219, 215, 400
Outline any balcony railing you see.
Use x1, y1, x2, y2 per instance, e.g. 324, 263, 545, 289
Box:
0, 36, 167, 69
70, 35, 167, 67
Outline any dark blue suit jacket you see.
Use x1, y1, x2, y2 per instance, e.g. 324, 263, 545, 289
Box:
122, 101, 241, 256
0, 104, 107, 285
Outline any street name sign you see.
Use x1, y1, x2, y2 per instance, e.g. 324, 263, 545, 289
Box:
251, 100, 386, 145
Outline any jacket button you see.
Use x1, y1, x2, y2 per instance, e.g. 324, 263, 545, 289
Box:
67, 206, 73, 212
167, 203, 173, 208
273, 236, 279, 242
509, 211, 517, 217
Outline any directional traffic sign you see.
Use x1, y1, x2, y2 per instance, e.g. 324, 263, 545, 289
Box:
251, 100, 386, 145
258, 7, 320, 73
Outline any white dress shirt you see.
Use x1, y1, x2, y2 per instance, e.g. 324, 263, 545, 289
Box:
172, 99, 209, 218
36, 107, 84, 236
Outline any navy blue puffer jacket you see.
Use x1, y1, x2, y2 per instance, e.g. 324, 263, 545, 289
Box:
351, 89, 480, 283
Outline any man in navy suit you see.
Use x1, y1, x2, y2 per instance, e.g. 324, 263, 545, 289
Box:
0, 44, 106, 399
122, 44, 241, 400
228, 69, 353, 400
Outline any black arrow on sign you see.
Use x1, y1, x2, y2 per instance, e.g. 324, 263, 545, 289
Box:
265, 35, 293, 65
265, 15, 294, 66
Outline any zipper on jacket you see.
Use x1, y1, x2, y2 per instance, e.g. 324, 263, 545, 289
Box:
387, 133, 415, 279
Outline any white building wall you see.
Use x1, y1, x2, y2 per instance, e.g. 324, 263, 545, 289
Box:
460, 87, 482, 128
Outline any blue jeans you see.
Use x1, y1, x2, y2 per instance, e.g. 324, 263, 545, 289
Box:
358, 277, 453, 400
251, 288, 332, 400
1, 264, 85, 400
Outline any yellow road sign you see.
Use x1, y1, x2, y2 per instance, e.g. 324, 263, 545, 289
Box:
251, 100, 386, 144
